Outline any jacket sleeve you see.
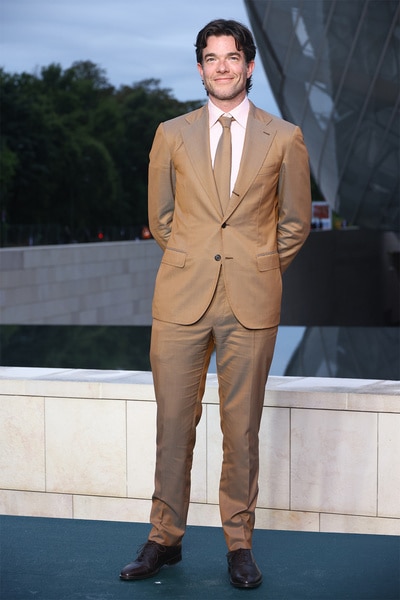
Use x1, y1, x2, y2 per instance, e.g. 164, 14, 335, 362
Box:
277, 125, 312, 273
148, 123, 176, 251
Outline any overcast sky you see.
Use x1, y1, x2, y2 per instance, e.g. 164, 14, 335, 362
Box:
0, 0, 280, 115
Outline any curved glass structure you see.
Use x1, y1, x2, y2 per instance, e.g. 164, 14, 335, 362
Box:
245, 0, 400, 231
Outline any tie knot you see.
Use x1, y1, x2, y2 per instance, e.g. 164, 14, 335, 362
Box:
219, 115, 233, 129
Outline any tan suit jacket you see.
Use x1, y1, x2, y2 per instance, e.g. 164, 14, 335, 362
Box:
148, 101, 311, 329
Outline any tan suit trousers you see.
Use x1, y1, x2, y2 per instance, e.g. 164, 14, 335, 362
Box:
148, 271, 278, 551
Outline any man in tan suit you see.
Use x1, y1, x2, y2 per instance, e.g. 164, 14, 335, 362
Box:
121, 19, 311, 589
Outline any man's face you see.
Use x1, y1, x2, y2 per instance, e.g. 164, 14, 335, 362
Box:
197, 35, 255, 108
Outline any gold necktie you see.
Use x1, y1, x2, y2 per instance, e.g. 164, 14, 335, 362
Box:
214, 115, 233, 212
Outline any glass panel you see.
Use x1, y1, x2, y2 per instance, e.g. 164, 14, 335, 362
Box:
1, 325, 398, 380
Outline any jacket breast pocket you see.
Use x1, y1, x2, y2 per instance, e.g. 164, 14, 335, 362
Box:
257, 252, 280, 272
161, 247, 186, 268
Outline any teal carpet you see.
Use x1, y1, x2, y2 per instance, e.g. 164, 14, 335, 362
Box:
1, 516, 399, 599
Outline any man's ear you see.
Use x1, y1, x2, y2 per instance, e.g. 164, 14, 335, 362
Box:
197, 62, 204, 80
247, 60, 255, 78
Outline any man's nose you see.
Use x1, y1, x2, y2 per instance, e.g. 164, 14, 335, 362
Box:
217, 60, 228, 72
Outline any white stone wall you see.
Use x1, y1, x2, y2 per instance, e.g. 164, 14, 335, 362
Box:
0, 367, 399, 536
0, 241, 162, 325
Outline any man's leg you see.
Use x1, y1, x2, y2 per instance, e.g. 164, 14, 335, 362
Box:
215, 322, 277, 551
203, 273, 277, 550
148, 317, 214, 546
201, 274, 277, 588
120, 318, 213, 581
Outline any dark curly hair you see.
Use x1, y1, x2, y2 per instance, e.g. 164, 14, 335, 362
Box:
195, 19, 257, 93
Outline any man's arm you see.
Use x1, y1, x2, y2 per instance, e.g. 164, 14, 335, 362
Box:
277, 126, 312, 273
148, 123, 176, 250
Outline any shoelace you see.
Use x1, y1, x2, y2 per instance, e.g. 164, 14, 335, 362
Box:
230, 549, 251, 564
137, 541, 164, 562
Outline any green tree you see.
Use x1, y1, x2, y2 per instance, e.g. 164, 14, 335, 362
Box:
0, 64, 203, 245
115, 79, 202, 226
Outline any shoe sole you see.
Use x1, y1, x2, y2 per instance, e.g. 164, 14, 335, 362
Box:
230, 577, 262, 589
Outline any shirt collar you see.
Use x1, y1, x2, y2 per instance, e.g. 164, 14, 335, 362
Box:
208, 96, 250, 129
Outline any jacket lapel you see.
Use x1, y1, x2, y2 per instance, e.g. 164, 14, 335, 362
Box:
181, 106, 221, 214
226, 103, 275, 217
180, 102, 277, 219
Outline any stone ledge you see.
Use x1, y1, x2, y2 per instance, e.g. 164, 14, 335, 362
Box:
0, 368, 398, 409
0, 368, 399, 535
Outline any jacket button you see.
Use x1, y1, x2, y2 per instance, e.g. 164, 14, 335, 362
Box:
214, 254, 222, 261
221, 223, 227, 228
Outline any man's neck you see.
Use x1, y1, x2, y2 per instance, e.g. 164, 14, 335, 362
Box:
208, 92, 248, 113
209, 95, 248, 114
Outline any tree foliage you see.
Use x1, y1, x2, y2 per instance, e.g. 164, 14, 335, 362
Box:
0, 62, 203, 244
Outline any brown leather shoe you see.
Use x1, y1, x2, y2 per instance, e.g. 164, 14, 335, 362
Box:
120, 540, 182, 580
227, 548, 262, 588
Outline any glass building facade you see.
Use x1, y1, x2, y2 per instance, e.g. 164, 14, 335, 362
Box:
244, 0, 399, 379
245, 0, 400, 232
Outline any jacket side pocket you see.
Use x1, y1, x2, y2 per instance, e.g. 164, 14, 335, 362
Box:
257, 252, 280, 272
161, 247, 186, 268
